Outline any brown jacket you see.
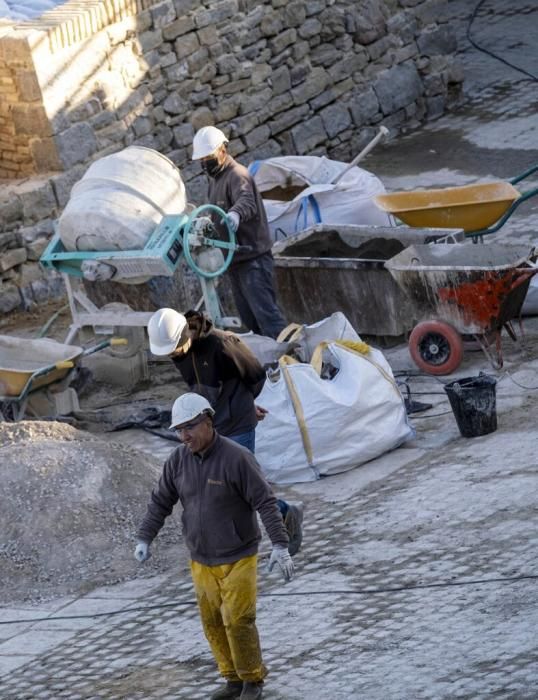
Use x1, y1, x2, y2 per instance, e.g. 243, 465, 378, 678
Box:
137, 433, 288, 565
208, 155, 273, 265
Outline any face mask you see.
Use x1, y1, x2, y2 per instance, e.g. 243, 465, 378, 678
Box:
201, 157, 221, 178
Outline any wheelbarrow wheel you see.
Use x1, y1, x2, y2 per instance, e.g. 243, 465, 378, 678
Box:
409, 321, 464, 375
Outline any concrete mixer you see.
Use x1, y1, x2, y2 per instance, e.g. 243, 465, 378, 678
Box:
40, 147, 245, 344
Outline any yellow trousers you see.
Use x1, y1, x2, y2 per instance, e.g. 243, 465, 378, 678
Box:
190, 555, 267, 683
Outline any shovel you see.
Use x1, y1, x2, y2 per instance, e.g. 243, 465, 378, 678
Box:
330, 126, 389, 185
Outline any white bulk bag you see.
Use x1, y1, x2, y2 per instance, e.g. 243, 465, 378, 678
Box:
58, 146, 186, 252
256, 341, 414, 484
277, 311, 360, 362
249, 156, 391, 240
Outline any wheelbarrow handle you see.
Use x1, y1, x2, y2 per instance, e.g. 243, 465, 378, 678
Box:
467, 187, 538, 240
509, 267, 538, 292
81, 337, 128, 357
509, 164, 538, 185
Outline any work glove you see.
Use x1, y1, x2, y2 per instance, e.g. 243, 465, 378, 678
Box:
134, 541, 151, 563
192, 215, 213, 235
268, 545, 294, 582
227, 211, 240, 233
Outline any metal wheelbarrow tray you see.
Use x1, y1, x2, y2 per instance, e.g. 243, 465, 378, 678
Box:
385, 243, 538, 374
374, 165, 538, 240
272, 224, 463, 340
0, 335, 126, 420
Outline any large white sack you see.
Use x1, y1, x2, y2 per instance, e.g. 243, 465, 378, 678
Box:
256, 341, 414, 484
249, 156, 391, 240
277, 311, 360, 362
58, 146, 186, 252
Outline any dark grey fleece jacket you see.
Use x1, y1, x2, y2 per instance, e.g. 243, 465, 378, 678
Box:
137, 433, 288, 565
208, 155, 273, 265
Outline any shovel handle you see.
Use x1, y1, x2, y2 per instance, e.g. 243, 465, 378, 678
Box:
331, 126, 389, 185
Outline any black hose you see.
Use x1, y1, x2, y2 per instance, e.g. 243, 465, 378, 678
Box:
466, 0, 538, 82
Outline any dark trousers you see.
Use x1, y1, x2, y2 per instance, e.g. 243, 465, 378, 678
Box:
228, 252, 286, 339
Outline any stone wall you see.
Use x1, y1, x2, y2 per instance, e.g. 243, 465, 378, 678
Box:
0, 0, 463, 315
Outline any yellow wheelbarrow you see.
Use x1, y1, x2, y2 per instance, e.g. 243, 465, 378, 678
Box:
0, 335, 127, 421
374, 165, 538, 241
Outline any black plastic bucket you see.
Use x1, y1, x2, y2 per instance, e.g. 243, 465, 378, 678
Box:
444, 372, 497, 438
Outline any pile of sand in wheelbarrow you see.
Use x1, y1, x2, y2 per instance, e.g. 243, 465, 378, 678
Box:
0, 421, 186, 604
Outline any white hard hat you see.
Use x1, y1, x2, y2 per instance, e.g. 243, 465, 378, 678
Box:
148, 308, 189, 356
192, 126, 228, 160
170, 393, 215, 429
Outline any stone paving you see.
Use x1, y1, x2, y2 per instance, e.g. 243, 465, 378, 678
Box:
2, 2, 538, 699
1, 381, 537, 699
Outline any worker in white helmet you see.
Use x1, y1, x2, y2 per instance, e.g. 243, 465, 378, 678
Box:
192, 125, 287, 339
135, 392, 294, 700
147, 307, 303, 556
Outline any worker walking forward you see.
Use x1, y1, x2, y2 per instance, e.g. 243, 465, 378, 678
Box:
135, 393, 294, 700
192, 125, 286, 339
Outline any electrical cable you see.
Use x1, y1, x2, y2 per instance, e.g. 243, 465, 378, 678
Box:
35, 303, 69, 339
466, 0, 538, 82
408, 409, 453, 419
1, 572, 536, 626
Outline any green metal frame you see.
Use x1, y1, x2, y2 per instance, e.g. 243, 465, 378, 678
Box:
469, 164, 538, 241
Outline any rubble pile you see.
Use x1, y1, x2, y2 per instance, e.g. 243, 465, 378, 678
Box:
0, 421, 183, 603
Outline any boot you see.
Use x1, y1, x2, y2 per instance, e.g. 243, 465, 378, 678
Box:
240, 681, 264, 700
210, 680, 243, 699
285, 502, 304, 556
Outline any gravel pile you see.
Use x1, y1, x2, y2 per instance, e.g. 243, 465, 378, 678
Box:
0, 421, 184, 604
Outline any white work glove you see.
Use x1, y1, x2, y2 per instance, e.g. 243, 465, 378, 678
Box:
192, 215, 213, 235
134, 541, 151, 563
227, 210, 240, 233
268, 545, 294, 582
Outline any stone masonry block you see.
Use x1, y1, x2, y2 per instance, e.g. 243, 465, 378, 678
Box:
195, 0, 238, 29
351, 0, 387, 45
162, 16, 195, 40
284, 1, 306, 27
291, 67, 328, 105
0, 247, 27, 273
172, 122, 194, 147
373, 62, 423, 115
291, 115, 326, 154
310, 78, 354, 111
271, 65, 291, 95
269, 28, 296, 54
298, 18, 321, 40
0, 282, 21, 313
0, 197, 23, 226
350, 87, 380, 126
19, 218, 54, 245
417, 26, 457, 56
320, 103, 352, 139
244, 124, 270, 149
173, 0, 199, 14
55, 123, 98, 170
151, 0, 177, 29
174, 31, 199, 59
268, 103, 309, 135
189, 106, 214, 130
240, 87, 272, 116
